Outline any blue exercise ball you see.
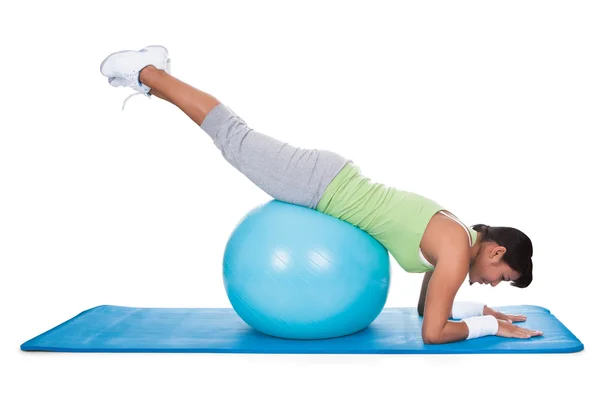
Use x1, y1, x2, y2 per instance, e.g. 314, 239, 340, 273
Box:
223, 200, 390, 340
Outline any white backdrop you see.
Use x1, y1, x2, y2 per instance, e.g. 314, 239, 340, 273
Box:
1, 1, 598, 399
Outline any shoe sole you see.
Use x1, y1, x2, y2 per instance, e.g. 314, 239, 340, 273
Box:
99, 45, 169, 76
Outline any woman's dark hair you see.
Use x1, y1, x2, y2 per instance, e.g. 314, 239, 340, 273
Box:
471, 224, 533, 288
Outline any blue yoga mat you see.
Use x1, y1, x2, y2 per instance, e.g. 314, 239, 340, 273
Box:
20, 305, 583, 354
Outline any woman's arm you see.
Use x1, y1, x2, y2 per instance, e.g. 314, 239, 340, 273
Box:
417, 271, 433, 317
420, 236, 472, 344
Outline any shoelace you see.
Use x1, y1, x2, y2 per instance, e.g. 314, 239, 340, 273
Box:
122, 92, 144, 110
108, 77, 145, 110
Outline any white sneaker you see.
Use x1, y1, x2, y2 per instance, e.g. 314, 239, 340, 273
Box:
100, 45, 171, 109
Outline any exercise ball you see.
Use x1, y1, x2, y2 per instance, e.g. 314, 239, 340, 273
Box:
223, 200, 390, 340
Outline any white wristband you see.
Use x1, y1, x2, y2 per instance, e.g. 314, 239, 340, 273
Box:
463, 315, 499, 339
452, 301, 486, 319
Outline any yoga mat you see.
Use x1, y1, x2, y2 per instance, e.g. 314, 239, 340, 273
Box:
20, 305, 583, 354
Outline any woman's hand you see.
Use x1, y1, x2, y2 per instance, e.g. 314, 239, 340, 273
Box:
483, 305, 527, 323
496, 319, 543, 339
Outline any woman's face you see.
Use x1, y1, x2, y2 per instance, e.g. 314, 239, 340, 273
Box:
468, 242, 520, 286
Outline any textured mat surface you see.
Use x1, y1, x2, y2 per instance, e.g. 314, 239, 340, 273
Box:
20, 305, 583, 354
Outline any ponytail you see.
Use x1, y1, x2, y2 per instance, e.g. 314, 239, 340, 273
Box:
472, 224, 490, 241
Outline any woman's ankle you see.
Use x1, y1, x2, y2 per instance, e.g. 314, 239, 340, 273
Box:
139, 65, 160, 86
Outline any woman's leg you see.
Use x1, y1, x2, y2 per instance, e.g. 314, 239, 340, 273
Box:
140, 66, 220, 126
139, 66, 350, 209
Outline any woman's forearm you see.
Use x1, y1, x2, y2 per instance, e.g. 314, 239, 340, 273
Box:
422, 320, 470, 344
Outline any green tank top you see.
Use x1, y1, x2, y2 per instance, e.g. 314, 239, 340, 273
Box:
316, 162, 477, 273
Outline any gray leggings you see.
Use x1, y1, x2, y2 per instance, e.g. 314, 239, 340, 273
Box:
200, 103, 350, 209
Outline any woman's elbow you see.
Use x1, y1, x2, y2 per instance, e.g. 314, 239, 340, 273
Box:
422, 330, 443, 344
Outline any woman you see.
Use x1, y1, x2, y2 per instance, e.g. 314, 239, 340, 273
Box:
100, 45, 542, 344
